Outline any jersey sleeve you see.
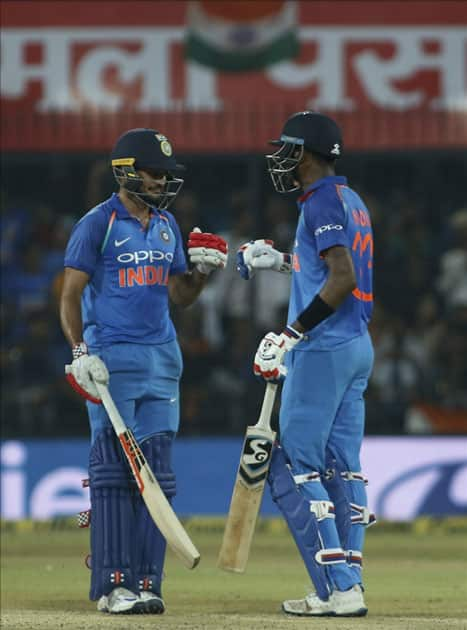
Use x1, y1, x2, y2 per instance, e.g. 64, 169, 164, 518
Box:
303, 188, 350, 255
166, 212, 187, 275
64, 207, 108, 276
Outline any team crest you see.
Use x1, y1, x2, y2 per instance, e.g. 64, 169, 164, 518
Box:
160, 228, 170, 242
160, 141, 172, 156
155, 134, 172, 156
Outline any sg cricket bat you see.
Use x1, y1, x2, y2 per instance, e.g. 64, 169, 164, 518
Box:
218, 382, 278, 572
94, 381, 201, 570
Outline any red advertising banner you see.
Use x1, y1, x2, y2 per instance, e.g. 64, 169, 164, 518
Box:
1, 1, 466, 152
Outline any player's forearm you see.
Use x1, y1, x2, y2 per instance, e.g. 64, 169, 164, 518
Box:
60, 293, 84, 347
168, 270, 208, 307
320, 270, 356, 309
60, 268, 89, 347
320, 245, 356, 308
291, 281, 352, 334
291, 248, 356, 333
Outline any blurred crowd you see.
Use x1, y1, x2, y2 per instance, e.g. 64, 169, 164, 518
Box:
2, 154, 467, 438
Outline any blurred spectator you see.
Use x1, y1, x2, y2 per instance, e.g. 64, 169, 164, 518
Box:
431, 304, 467, 408
0, 204, 32, 269
84, 159, 115, 210
43, 215, 75, 276
2, 153, 467, 438
405, 304, 467, 433
173, 190, 203, 239
403, 293, 445, 389
254, 196, 294, 331
437, 208, 467, 309
4, 245, 52, 317
368, 310, 423, 433
211, 190, 255, 320
174, 301, 218, 434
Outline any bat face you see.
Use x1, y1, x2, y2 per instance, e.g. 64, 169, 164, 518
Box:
218, 382, 278, 572
239, 428, 275, 488
218, 426, 276, 572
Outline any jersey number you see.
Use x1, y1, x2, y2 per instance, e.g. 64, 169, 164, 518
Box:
352, 230, 373, 302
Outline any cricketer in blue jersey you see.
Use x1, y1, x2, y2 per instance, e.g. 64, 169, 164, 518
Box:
237, 112, 375, 617
60, 129, 228, 615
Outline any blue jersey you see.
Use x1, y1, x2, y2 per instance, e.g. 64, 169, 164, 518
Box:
288, 175, 373, 350
64, 193, 187, 347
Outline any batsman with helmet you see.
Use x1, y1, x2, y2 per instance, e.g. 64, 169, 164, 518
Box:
60, 129, 227, 614
237, 111, 375, 616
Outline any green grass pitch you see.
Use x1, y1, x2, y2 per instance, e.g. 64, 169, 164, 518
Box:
1, 518, 467, 629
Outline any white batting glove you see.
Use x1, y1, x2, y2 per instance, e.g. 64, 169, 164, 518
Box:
237, 239, 292, 280
253, 326, 303, 382
65, 349, 109, 404
188, 227, 228, 275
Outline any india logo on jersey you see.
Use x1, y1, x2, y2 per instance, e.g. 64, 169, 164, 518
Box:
116, 248, 172, 288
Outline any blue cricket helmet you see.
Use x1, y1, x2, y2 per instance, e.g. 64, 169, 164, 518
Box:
267, 112, 343, 193
111, 128, 184, 210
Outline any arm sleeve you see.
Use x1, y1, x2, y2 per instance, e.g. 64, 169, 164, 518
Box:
303, 189, 350, 255
166, 212, 188, 275
63, 208, 108, 276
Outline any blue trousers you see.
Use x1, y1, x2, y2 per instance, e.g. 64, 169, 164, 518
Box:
280, 332, 373, 473
86, 340, 183, 444
280, 331, 374, 589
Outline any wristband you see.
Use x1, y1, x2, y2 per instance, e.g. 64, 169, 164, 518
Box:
283, 325, 303, 342
296, 295, 334, 331
72, 342, 88, 360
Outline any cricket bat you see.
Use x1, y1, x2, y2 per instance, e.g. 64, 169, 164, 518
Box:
94, 381, 201, 570
218, 382, 278, 572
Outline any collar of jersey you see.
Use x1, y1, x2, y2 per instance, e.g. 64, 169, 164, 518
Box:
110, 192, 159, 220
298, 176, 348, 204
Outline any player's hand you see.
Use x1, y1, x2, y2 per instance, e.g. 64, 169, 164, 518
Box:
65, 351, 109, 404
253, 326, 303, 382
188, 227, 228, 275
236, 239, 292, 280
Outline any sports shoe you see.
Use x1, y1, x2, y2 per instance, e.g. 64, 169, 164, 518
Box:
97, 587, 140, 614
97, 589, 165, 615
330, 584, 368, 617
139, 591, 165, 614
282, 591, 333, 616
97, 595, 109, 613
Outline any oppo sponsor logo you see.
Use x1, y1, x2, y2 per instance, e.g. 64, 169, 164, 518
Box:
117, 249, 173, 264
314, 224, 343, 236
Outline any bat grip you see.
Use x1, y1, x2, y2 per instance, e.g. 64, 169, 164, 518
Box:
256, 383, 278, 430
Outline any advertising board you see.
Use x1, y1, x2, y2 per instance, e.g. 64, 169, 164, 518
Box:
1, 437, 466, 521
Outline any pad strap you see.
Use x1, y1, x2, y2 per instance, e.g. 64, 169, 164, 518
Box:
341, 471, 368, 484
293, 471, 321, 484
350, 503, 376, 526
315, 548, 346, 565
346, 550, 363, 567
310, 500, 336, 522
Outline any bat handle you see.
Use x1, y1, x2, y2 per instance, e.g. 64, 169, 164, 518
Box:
256, 382, 278, 430
94, 382, 127, 435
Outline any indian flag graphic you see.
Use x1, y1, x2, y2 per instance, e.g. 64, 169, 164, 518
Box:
185, 1, 299, 72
